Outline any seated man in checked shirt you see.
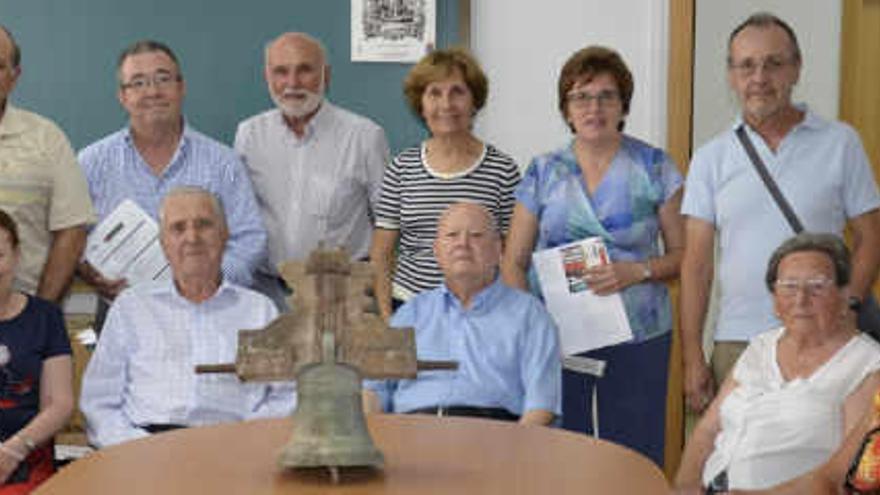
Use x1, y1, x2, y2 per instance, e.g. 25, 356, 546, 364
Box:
80, 186, 293, 448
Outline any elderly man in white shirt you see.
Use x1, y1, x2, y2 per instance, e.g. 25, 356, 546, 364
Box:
80, 186, 293, 448
234, 32, 389, 308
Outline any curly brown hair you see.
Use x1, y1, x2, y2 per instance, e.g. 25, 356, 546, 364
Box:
403, 48, 488, 121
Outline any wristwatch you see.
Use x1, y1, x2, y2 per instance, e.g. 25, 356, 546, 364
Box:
849, 296, 863, 313
641, 262, 653, 282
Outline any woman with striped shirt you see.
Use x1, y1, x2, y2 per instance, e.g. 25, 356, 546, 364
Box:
370, 48, 520, 321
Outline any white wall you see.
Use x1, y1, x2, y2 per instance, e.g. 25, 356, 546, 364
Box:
692, 1, 841, 149
471, 1, 669, 169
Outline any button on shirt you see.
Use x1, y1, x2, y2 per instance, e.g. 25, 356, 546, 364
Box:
80, 279, 295, 448
78, 124, 268, 287
371, 278, 561, 417
234, 102, 389, 267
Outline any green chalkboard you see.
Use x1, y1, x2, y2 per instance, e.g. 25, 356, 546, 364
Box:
1, 1, 461, 153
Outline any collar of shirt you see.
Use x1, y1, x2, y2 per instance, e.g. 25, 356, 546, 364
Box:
0, 104, 25, 137
733, 102, 825, 134
439, 276, 505, 316
122, 119, 193, 177
146, 276, 237, 308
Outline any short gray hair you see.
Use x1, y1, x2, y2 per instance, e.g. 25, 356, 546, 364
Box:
765, 232, 850, 292
728, 12, 802, 65
117, 39, 181, 84
158, 186, 227, 231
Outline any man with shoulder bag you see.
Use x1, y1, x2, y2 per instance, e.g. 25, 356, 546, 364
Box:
680, 12, 880, 416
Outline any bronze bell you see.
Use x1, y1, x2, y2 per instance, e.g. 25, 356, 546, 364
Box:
278, 360, 383, 471
193, 248, 456, 482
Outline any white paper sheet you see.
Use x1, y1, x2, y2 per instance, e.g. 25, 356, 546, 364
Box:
532, 237, 633, 355
84, 199, 170, 285
351, 0, 436, 62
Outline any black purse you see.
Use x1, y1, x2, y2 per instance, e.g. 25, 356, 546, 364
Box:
735, 125, 880, 341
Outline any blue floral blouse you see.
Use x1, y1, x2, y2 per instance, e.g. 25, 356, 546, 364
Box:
516, 135, 683, 342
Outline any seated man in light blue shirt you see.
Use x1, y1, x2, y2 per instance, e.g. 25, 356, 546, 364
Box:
77, 40, 267, 301
366, 202, 561, 426
80, 187, 293, 448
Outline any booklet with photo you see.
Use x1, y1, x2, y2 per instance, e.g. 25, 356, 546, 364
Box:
532, 237, 632, 355
84, 199, 170, 286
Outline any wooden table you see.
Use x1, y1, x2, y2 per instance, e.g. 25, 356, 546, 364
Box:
35, 415, 669, 494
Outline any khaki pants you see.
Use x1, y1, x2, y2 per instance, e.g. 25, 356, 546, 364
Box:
684, 341, 748, 436
710, 341, 748, 387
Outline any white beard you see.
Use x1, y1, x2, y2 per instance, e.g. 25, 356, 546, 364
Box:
272, 86, 324, 119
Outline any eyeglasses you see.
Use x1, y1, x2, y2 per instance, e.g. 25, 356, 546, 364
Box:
728, 55, 797, 77
566, 89, 620, 109
120, 71, 181, 92
774, 277, 835, 297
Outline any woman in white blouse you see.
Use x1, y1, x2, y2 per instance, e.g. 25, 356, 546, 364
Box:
674, 232, 880, 493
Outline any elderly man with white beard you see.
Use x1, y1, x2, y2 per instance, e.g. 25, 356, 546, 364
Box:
234, 32, 390, 308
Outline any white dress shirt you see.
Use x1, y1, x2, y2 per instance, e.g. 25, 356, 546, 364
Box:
80, 279, 295, 448
234, 102, 389, 267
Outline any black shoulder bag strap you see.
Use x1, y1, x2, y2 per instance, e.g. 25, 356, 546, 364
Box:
734, 124, 804, 233
736, 124, 880, 343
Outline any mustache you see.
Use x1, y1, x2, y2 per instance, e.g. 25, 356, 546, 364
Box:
281, 88, 318, 99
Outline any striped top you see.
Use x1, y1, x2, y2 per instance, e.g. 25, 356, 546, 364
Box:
374, 142, 520, 300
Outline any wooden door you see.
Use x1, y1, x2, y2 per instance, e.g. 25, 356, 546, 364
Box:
841, 0, 880, 304
665, 0, 695, 480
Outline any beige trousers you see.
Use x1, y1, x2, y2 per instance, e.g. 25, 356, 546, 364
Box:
684, 341, 748, 436
710, 341, 749, 387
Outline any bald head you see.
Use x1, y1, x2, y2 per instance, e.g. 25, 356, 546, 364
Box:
437, 203, 500, 240
265, 32, 326, 68
434, 203, 501, 292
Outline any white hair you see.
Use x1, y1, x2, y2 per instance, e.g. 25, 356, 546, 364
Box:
158, 186, 227, 231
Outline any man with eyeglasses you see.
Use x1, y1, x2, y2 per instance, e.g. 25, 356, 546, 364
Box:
77, 40, 267, 313
0, 24, 95, 302
680, 12, 880, 415
234, 32, 389, 309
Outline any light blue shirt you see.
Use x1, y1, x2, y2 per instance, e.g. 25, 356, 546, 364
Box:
78, 124, 268, 287
682, 107, 880, 341
371, 278, 561, 416
80, 279, 294, 448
